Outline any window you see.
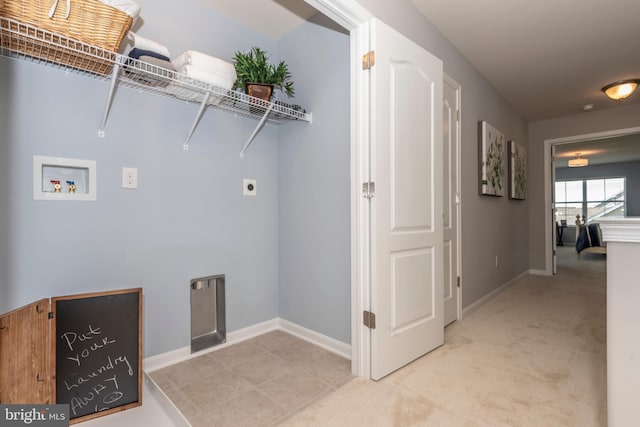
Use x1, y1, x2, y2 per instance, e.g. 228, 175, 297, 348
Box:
555, 177, 625, 224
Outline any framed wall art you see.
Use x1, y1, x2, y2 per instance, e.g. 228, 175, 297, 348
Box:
509, 140, 527, 200
479, 121, 505, 196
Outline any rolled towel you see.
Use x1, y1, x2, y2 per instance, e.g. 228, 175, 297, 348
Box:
176, 64, 232, 89
172, 50, 236, 89
99, 0, 141, 20
127, 32, 171, 59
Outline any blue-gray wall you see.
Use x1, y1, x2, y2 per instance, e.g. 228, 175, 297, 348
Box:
556, 160, 640, 217
277, 21, 351, 343
0, 58, 11, 310
0, 1, 350, 356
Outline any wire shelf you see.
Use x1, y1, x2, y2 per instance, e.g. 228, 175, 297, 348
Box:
0, 16, 312, 126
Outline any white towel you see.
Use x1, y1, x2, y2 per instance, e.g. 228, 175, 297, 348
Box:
172, 51, 236, 89
99, 0, 141, 20
174, 65, 237, 105
176, 64, 235, 90
126, 32, 171, 59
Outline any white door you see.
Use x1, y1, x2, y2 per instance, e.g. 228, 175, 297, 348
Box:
370, 18, 444, 380
443, 75, 460, 326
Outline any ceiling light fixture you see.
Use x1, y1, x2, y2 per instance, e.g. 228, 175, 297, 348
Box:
568, 153, 589, 168
601, 79, 640, 101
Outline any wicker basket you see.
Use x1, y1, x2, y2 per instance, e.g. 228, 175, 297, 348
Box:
0, 0, 132, 51
1, 18, 116, 74
0, 0, 132, 74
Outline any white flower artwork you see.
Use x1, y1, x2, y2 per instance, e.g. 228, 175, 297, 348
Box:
509, 140, 527, 200
479, 121, 505, 196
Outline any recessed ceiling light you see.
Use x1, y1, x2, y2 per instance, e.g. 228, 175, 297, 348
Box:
582, 104, 594, 112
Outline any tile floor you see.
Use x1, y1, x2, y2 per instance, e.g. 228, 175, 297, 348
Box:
148, 330, 354, 427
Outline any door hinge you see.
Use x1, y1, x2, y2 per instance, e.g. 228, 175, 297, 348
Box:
363, 310, 376, 329
362, 182, 375, 199
362, 51, 375, 70
456, 110, 461, 121
48, 312, 54, 319
457, 276, 461, 287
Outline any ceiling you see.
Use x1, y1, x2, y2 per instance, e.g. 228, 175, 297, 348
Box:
409, 0, 640, 122
206, 0, 640, 121
203, 0, 640, 164
201, 0, 319, 39
554, 134, 640, 167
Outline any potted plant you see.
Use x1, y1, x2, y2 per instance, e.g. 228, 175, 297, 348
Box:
233, 47, 295, 103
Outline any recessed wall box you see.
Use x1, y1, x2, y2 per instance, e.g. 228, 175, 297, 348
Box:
190, 274, 226, 353
33, 156, 96, 201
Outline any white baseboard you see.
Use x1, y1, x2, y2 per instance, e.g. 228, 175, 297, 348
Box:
462, 271, 529, 317
529, 268, 551, 276
143, 317, 351, 372
143, 318, 278, 372
278, 318, 351, 360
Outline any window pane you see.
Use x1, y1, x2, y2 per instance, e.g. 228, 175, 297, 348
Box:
586, 202, 604, 221
557, 203, 582, 223
602, 202, 625, 218
587, 179, 604, 201
555, 182, 566, 203
565, 180, 583, 202
605, 178, 624, 200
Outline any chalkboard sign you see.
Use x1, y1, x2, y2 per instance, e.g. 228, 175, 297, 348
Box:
53, 288, 142, 422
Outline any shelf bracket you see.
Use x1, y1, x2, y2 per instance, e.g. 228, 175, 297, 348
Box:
240, 104, 274, 158
183, 92, 211, 151
98, 61, 122, 138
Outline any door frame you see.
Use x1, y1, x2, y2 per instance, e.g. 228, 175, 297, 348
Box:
304, 0, 372, 378
307, 0, 461, 378
443, 73, 463, 323
543, 126, 640, 275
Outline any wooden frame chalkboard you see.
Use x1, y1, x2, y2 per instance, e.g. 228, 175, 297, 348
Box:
52, 288, 142, 424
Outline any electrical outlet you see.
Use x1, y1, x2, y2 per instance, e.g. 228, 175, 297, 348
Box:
243, 179, 257, 196
122, 167, 138, 189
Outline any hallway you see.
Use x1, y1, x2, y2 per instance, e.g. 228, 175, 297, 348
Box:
282, 246, 606, 426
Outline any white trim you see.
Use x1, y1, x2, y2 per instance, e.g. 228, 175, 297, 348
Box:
143, 318, 351, 373
143, 318, 278, 372
461, 271, 529, 317
304, 0, 373, 379
278, 318, 351, 359
599, 218, 640, 243
444, 73, 463, 322
543, 126, 640, 274
304, 0, 372, 30
350, 20, 371, 379
529, 268, 552, 276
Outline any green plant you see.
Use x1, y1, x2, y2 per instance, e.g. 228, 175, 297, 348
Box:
233, 47, 295, 97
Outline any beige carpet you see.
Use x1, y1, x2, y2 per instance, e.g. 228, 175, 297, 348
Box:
281, 246, 607, 427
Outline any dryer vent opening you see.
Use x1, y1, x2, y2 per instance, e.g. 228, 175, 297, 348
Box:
190, 274, 226, 353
